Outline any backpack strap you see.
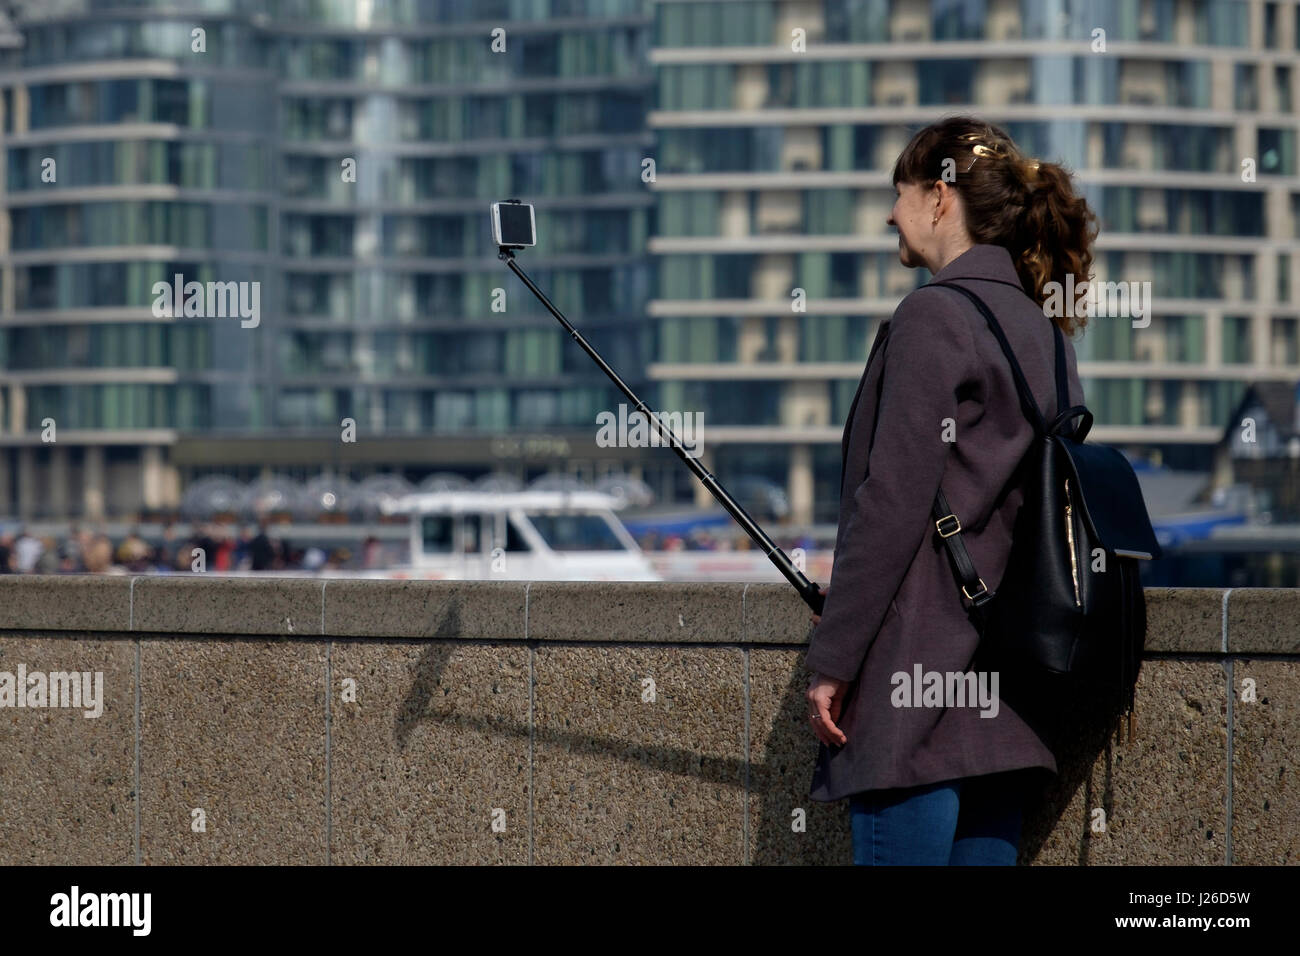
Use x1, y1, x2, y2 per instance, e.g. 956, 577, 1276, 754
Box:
931, 487, 994, 615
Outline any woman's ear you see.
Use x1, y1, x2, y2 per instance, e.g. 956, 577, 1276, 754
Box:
934, 179, 960, 219
929, 180, 946, 222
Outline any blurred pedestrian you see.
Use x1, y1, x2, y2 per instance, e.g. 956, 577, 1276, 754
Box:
116, 527, 151, 572
83, 534, 124, 574
249, 519, 276, 571
36, 536, 60, 574
14, 526, 42, 573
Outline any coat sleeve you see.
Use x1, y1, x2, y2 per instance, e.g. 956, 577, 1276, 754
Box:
804, 287, 982, 683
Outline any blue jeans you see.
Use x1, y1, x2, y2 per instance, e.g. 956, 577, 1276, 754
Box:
849, 770, 1026, 865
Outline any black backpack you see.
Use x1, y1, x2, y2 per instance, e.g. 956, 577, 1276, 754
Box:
926, 281, 1163, 729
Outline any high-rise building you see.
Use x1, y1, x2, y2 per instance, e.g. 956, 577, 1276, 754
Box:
649, 0, 1300, 523
3, 0, 1297, 526
0, 0, 658, 518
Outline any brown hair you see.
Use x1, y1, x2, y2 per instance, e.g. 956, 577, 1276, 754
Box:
891, 115, 1099, 336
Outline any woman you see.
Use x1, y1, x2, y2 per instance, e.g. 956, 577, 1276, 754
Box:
804, 116, 1098, 866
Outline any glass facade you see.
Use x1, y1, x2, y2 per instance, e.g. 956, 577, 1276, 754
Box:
0, 0, 1297, 520
0, 0, 655, 453
649, 0, 1299, 520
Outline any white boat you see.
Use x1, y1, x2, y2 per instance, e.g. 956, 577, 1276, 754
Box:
375, 489, 661, 582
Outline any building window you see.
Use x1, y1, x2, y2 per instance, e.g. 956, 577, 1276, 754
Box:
1258, 128, 1297, 176
1271, 317, 1299, 366
919, 58, 976, 105
1197, 0, 1249, 46
932, 0, 987, 40
1235, 64, 1257, 111
1221, 316, 1253, 364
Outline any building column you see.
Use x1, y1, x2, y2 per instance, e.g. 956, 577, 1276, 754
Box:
1178, 380, 1202, 429
84, 445, 105, 521
9, 384, 25, 434
142, 445, 166, 511
1205, 309, 1223, 366
1234, 120, 1256, 177
16, 445, 36, 520
1257, 313, 1272, 368
1258, 250, 1278, 306
163, 455, 181, 510
693, 446, 715, 509
787, 443, 814, 526
49, 444, 69, 518
0, 450, 11, 517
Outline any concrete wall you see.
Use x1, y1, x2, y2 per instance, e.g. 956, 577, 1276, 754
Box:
0, 577, 1295, 865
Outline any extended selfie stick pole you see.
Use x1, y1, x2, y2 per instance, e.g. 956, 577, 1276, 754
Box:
498, 246, 826, 615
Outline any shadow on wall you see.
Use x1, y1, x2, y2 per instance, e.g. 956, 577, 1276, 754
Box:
386, 600, 1122, 864
1018, 678, 1133, 866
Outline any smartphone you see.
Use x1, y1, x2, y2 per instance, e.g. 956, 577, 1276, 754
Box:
491, 200, 536, 248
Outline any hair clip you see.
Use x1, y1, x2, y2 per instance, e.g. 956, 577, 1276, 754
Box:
960, 136, 1001, 172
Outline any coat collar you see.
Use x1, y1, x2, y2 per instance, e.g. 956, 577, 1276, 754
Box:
927, 243, 1025, 292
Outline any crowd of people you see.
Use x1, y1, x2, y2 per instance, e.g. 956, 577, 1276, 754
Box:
0, 521, 394, 574
0, 520, 821, 574
632, 528, 820, 553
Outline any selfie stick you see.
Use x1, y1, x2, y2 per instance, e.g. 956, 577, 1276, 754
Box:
497, 244, 826, 616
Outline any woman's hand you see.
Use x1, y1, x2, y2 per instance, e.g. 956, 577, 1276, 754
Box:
806, 672, 849, 747
810, 585, 828, 626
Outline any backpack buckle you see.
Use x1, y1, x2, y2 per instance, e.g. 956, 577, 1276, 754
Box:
936, 514, 962, 537
962, 579, 990, 603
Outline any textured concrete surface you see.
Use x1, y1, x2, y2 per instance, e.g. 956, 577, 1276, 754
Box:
139, 637, 327, 864
0, 578, 1294, 865
527, 581, 748, 643
748, 648, 851, 865
1227, 590, 1300, 653
743, 583, 821, 645
1231, 661, 1299, 864
1142, 587, 1227, 653
330, 641, 530, 864
0, 633, 134, 865
0, 575, 133, 632
1026, 662, 1228, 865
132, 576, 324, 636
532, 645, 745, 863
324, 579, 527, 640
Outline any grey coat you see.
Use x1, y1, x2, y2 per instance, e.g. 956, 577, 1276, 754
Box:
805, 243, 1085, 802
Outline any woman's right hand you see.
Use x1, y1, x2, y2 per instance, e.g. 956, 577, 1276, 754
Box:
806, 671, 849, 747
810, 586, 828, 626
